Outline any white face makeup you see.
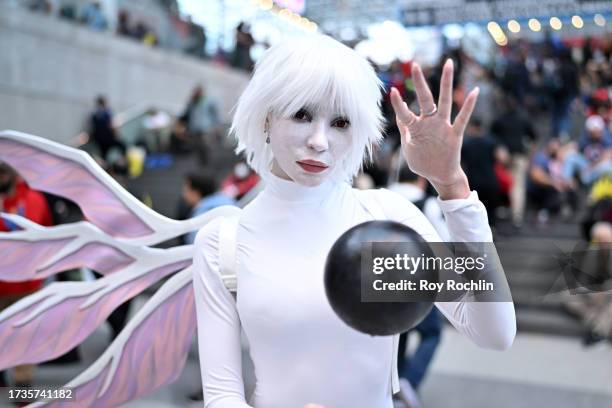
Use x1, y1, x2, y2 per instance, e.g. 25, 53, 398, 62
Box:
268, 106, 352, 186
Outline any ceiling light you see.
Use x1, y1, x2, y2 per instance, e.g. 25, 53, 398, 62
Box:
549, 17, 562, 30
571, 15, 584, 29
528, 18, 541, 31
507, 20, 520, 33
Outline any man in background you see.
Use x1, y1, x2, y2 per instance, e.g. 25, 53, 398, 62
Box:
491, 96, 537, 227
182, 173, 235, 245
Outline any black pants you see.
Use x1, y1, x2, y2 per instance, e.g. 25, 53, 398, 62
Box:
94, 136, 127, 161
528, 186, 562, 214
474, 185, 500, 226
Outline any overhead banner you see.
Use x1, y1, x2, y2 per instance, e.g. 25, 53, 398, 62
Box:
399, 0, 611, 26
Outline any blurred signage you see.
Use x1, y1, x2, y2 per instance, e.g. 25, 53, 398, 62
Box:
275, 0, 306, 14
400, 0, 611, 26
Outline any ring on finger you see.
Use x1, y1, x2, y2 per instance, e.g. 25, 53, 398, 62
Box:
423, 104, 437, 117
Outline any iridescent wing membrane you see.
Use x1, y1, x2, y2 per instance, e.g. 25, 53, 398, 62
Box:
0, 130, 246, 407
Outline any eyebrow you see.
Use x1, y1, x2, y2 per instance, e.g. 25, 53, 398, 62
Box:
299, 104, 349, 119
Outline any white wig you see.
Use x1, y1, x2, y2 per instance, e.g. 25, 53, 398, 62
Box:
230, 34, 385, 182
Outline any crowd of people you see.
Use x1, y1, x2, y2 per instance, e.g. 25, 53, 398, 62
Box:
23, 0, 255, 70
363, 36, 611, 230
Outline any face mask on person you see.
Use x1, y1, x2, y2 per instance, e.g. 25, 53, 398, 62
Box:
268, 106, 352, 187
234, 163, 250, 179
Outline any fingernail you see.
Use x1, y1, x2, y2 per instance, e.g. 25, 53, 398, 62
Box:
446, 58, 453, 67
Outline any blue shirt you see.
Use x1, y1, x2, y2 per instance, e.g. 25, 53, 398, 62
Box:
186, 193, 236, 244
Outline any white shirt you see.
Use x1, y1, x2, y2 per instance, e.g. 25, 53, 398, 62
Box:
193, 174, 516, 408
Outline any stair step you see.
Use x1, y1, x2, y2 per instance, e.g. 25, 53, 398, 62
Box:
515, 308, 584, 337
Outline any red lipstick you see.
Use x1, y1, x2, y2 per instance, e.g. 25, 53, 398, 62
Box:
297, 159, 328, 173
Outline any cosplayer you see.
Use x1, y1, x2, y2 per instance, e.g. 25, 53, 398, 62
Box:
0, 33, 514, 408
192, 34, 516, 408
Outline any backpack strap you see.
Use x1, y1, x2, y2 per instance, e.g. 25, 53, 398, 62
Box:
355, 189, 401, 396
218, 216, 240, 293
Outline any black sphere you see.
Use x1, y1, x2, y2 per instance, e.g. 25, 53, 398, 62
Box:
324, 220, 437, 336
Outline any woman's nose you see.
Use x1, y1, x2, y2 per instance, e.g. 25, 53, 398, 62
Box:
307, 123, 329, 152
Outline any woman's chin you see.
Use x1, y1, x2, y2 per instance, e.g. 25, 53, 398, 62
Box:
292, 172, 330, 187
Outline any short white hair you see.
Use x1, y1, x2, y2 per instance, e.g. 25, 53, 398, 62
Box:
230, 34, 385, 182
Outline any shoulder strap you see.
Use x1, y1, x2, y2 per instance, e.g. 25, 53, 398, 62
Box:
355, 189, 401, 396
218, 216, 240, 293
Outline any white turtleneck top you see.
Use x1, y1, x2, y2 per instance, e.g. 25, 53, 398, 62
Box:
192, 174, 516, 408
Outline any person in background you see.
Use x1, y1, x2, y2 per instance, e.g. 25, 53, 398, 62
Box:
0, 163, 53, 390
580, 115, 612, 164
58, 2, 78, 21
186, 16, 207, 58
90, 96, 125, 161
220, 162, 260, 201
491, 96, 537, 228
562, 115, 612, 187
116, 9, 132, 37
182, 86, 222, 165
80, 1, 107, 31
232, 22, 255, 71
28, 0, 51, 13
182, 173, 235, 244
388, 157, 450, 242
550, 49, 579, 140
494, 146, 514, 214
169, 118, 191, 155
527, 139, 573, 224
461, 118, 501, 226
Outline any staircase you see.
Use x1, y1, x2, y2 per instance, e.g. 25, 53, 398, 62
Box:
495, 218, 587, 338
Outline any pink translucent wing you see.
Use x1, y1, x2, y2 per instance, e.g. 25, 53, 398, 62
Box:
29, 269, 197, 408
0, 132, 159, 239
0, 238, 135, 281
1, 131, 244, 246
0, 260, 190, 370
37, 242, 135, 277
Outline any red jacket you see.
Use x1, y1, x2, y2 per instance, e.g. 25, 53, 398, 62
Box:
0, 180, 53, 296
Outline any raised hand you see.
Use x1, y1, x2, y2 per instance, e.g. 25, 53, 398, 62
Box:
390, 59, 479, 200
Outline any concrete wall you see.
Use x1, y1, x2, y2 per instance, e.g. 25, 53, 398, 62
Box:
0, 4, 249, 144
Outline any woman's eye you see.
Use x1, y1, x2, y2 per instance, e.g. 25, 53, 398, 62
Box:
293, 109, 311, 121
332, 118, 350, 129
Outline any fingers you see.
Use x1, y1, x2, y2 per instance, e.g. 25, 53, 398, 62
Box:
438, 59, 454, 120
453, 87, 480, 136
389, 87, 418, 127
411, 63, 436, 116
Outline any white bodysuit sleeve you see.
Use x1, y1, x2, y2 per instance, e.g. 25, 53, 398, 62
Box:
192, 218, 253, 408
435, 191, 516, 350
377, 188, 516, 351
